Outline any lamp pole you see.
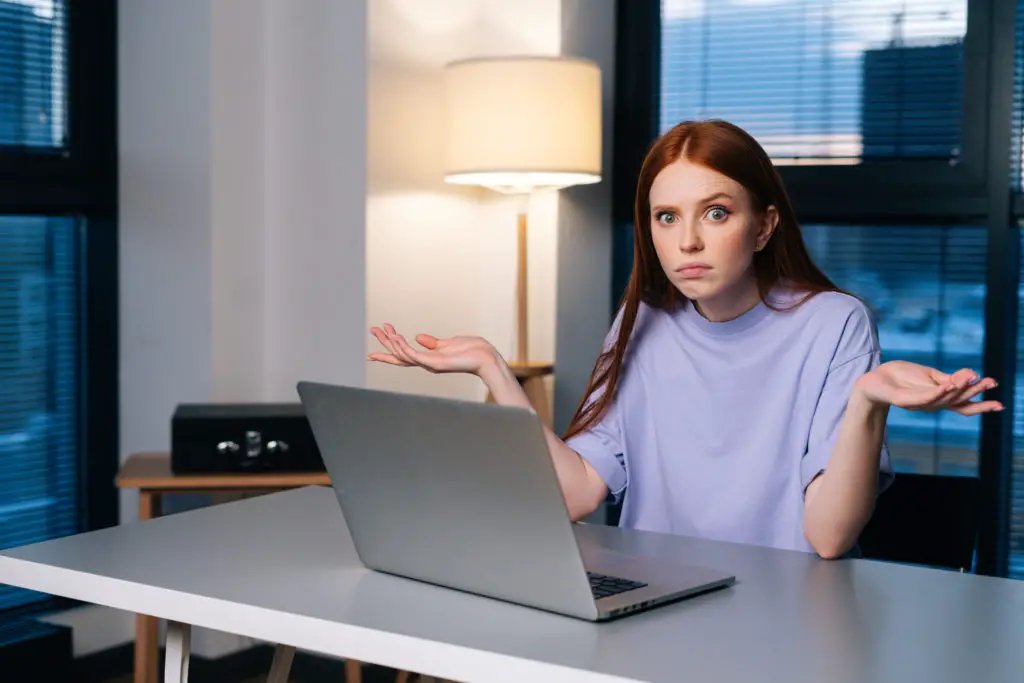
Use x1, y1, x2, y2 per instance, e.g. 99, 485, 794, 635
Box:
515, 193, 530, 364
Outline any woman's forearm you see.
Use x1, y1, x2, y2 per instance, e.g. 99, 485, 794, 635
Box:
803, 385, 889, 559
478, 359, 608, 520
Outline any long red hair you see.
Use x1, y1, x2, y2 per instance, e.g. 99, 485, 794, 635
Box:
563, 119, 841, 441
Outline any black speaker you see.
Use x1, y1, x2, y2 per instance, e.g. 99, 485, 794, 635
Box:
171, 402, 325, 474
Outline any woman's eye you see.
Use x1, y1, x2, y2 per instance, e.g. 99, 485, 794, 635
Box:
706, 207, 730, 221
655, 211, 676, 224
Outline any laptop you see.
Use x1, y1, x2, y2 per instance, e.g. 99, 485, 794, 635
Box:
296, 380, 735, 621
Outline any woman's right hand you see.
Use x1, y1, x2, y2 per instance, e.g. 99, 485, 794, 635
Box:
368, 323, 502, 376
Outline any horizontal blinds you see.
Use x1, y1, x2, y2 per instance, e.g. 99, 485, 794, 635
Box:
1013, 0, 1024, 189
0, 216, 79, 611
659, 0, 967, 164
802, 224, 988, 473
0, 0, 66, 148
1013, 230, 1024, 580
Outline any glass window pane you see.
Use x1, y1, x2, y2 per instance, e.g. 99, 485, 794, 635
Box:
1011, 230, 1024, 579
0, 215, 80, 610
802, 224, 987, 476
660, 0, 967, 165
0, 0, 67, 148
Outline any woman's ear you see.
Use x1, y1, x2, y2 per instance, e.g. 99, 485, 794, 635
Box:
755, 206, 780, 252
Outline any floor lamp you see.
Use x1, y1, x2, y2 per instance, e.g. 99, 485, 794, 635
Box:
440, 56, 602, 426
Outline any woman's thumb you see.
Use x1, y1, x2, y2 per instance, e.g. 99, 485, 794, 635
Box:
415, 333, 441, 349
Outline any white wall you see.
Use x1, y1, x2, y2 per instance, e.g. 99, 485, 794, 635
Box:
60, 0, 615, 664
108, 0, 367, 659
366, 0, 562, 402
121, 0, 367, 522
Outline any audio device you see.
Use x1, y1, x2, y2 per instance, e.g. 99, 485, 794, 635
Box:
170, 403, 325, 474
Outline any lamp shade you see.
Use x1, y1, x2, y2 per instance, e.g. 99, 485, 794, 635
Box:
441, 56, 602, 193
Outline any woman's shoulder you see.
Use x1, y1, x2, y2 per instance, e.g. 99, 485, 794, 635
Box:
772, 285, 875, 326
772, 286, 880, 360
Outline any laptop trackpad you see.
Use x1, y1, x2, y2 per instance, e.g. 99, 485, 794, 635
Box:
578, 542, 665, 579
577, 535, 735, 590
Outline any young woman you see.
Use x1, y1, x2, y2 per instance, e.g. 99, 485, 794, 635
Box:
367, 119, 1002, 559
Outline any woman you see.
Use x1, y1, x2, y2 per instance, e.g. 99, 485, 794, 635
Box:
368, 119, 1002, 559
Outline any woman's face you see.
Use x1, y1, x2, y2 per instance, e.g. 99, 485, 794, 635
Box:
648, 159, 777, 320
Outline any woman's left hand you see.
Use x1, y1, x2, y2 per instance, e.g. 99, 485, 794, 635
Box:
854, 360, 1003, 415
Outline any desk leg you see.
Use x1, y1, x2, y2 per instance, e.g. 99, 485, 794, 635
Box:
136, 491, 162, 683
346, 658, 363, 683
267, 644, 295, 683
164, 621, 191, 683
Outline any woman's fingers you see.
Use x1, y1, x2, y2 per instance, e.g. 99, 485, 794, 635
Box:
367, 351, 410, 367
937, 376, 997, 411
948, 367, 978, 388
393, 332, 447, 371
384, 328, 417, 365
370, 326, 399, 354
370, 325, 420, 367
951, 399, 1004, 416
897, 382, 956, 409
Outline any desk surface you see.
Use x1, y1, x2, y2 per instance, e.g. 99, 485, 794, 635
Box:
2, 486, 1023, 683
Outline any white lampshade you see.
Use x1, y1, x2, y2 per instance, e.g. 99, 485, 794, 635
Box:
441, 56, 602, 194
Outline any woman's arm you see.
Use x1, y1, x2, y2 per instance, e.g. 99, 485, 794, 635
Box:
802, 386, 887, 559
368, 324, 609, 521
803, 362, 1001, 559
479, 360, 610, 521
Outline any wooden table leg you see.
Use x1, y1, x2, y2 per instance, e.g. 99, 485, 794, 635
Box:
136, 490, 162, 683
346, 658, 363, 683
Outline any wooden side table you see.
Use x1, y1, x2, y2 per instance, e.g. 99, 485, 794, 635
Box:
115, 452, 365, 683
485, 361, 554, 427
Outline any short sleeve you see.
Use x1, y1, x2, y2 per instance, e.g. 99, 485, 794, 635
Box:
565, 307, 632, 500
565, 390, 627, 500
801, 305, 895, 497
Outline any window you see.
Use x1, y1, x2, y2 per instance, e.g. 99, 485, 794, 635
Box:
802, 225, 987, 477
613, 0, 1024, 576
1010, 230, 1024, 579
0, 217, 79, 610
0, 0, 66, 149
0, 0, 117, 611
660, 0, 969, 165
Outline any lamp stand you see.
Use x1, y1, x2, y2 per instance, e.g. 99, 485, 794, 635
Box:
515, 193, 530, 364
483, 192, 554, 428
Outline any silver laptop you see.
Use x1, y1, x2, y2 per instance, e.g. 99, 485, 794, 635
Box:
296, 380, 735, 621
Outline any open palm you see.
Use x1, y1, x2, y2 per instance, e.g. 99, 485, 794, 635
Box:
856, 360, 1003, 416
368, 323, 499, 375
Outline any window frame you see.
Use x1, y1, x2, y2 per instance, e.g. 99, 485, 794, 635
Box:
0, 0, 119, 612
613, 0, 1022, 577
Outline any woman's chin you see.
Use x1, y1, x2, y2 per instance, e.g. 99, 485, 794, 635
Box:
673, 279, 716, 301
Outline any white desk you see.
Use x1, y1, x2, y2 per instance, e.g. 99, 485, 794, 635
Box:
1, 486, 1023, 683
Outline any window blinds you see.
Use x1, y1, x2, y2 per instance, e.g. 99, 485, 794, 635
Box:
660, 0, 967, 164
0, 216, 79, 610
0, 0, 66, 149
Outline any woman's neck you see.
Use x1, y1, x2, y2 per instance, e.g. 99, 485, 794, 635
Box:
693, 276, 762, 322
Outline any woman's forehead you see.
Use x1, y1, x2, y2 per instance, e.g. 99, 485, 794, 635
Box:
650, 160, 745, 205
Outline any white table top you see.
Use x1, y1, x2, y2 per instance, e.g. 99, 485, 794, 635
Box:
1, 485, 1023, 683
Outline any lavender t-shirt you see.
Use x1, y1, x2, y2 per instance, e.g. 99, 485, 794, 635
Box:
566, 288, 894, 554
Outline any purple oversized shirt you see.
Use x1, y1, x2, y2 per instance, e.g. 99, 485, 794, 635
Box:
566, 287, 894, 554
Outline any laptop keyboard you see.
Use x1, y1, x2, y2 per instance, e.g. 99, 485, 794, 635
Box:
587, 571, 648, 599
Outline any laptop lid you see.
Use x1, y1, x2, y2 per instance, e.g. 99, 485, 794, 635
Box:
296, 381, 600, 620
